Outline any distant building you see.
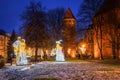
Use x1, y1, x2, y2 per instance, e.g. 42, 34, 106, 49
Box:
84, 0, 120, 59
0, 29, 10, 59
62, 8, 77, 58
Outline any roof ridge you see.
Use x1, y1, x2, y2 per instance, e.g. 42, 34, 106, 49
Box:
98, 0, 120, 13
63, 8, 76, 20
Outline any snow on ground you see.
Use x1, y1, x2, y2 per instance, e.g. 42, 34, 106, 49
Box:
0, 61, 120, 80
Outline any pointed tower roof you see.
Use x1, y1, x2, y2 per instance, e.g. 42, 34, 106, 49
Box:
63, 8, 76, 20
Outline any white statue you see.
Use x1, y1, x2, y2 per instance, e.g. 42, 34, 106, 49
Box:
13, 37, 22, 65
55, 40, 65, 61
40, 49, 44, 60
13, 37, 28, 65
21, 39, 28, 64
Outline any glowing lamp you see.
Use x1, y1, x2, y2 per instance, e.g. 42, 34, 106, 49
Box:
71, 49, 76, 58
82, 44, 85, 48
80, 44, 86, 54
67, 48, 71, 54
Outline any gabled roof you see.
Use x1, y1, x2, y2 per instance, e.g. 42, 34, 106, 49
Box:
63, 8, 76, 20
98, 0, 120, 14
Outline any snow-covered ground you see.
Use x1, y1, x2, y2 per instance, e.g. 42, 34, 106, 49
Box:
0, 61, 120, 80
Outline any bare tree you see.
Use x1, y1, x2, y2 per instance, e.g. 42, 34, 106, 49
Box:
77, 0, 104, 59
20, 1, 49, 62
77, 0, 103, 26
47, 8, 65, 41
106, 9, 120, 59
7, 30, 17, 65
77, 0, 104, 41
98, 0, 120, 59
93, 14, 104, 60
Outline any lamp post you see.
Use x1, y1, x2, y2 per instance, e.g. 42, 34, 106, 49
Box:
79, 44, 86, 59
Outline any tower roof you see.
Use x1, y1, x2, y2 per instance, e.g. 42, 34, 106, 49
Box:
63, 8, 76, 20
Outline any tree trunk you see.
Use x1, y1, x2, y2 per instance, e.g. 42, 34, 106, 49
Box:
99, 49, 103, 60
116, 35, 119, 59
113, 51, 116, 59
96, 31, 103, 60
99, 25, 103, 60
112, 43, 116, 59
94, 15, 104, 60
35, 47, 38, 63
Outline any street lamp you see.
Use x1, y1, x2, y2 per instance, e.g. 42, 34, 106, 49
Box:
82, 44, 85, 48
80, 44, 86, 55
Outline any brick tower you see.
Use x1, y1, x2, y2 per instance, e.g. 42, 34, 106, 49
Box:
62, 8, 76, 58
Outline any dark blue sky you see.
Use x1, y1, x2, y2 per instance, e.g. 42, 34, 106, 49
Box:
0, 0, 82, 34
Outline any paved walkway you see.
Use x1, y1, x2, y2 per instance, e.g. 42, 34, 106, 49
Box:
0, 61, 120, 80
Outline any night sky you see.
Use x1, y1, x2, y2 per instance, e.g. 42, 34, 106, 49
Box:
0, 0, 82, 34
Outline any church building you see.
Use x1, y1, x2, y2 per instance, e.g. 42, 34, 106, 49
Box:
0, 29, 10, 59
84, 0, 120, 59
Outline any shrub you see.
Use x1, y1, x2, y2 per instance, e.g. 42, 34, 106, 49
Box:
30, 56, 41, 62
0, 55, 5, 68
34, 78, 57, 80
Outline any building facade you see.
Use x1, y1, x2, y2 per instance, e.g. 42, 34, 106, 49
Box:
0, 30, 10, 59
83, 25, 94, 58
84, 0, 120, 59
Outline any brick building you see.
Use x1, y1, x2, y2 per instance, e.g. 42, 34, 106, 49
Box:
84, 0, 120, 59
0, 29, 10, 59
